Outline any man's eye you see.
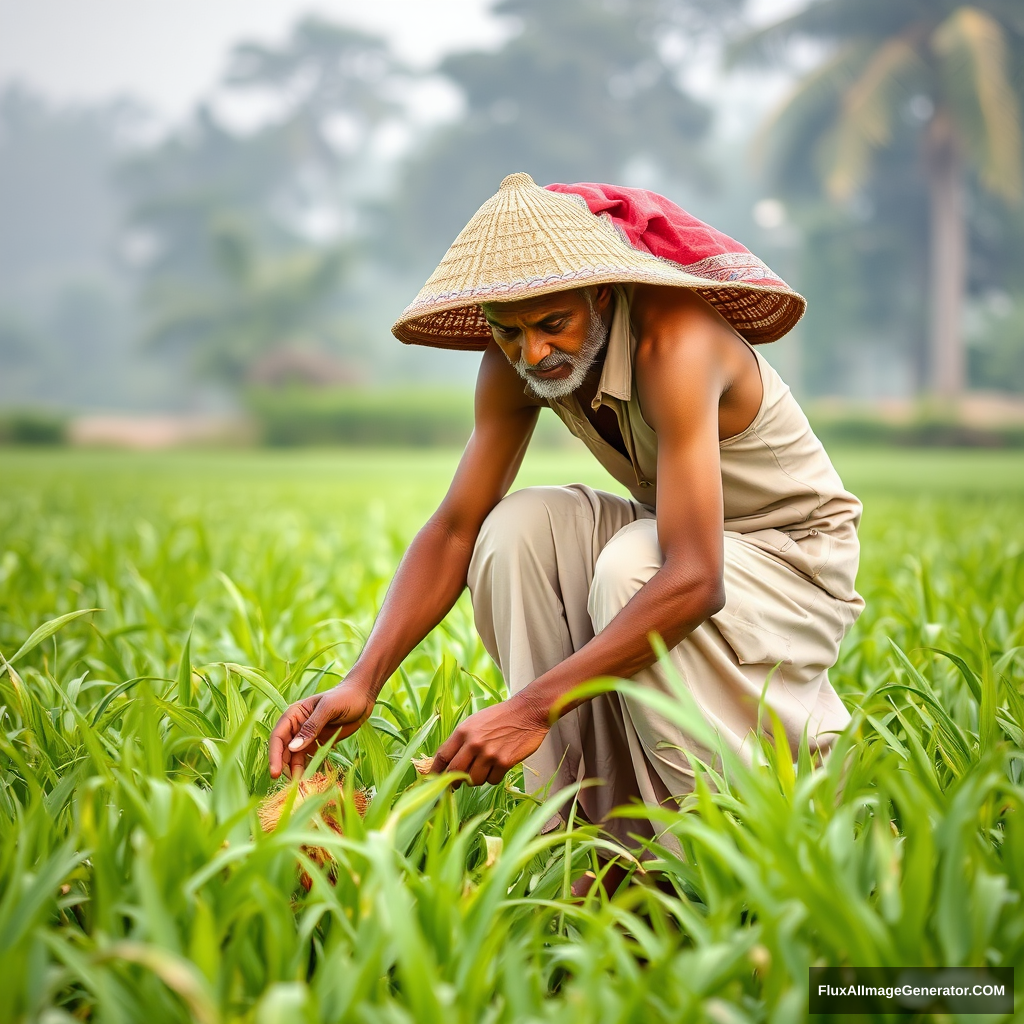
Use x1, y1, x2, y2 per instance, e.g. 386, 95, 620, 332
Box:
541, 321, 567, 334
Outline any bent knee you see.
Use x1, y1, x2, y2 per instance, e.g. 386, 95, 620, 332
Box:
588, 519, 662, 632
476, 486, 581, 548
469, 486, 581, 584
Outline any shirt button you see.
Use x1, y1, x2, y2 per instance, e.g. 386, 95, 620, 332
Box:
639, 481, 651, 488
809, 529, 818, 536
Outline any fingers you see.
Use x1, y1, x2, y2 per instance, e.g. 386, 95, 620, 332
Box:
443, 744, 476, 788
430, 727, 508, 788
274, 695, 520, 787
429, 726, 463, 774
468, 758, 494, 788
287, 747, 309, 781
269, 694, 335, 780
288, 688, 368, 755
269, 735, 284, 779
288, 696, 330, 755
269, 685, 372, 782
458, 753, 506, 788
269, 701, 315, 779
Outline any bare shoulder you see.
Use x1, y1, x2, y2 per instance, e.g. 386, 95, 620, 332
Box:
630, 285, 736, 351
629, 285, 738, 381
629, 285, 763, 439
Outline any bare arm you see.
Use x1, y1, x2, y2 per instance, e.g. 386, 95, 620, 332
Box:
269, 343, 541, 778
432, 293, 744, 785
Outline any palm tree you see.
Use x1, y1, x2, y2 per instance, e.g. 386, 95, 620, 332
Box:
735, 1, 1024, 397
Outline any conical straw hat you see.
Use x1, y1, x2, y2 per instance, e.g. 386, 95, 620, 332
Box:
392, 172, 804, 349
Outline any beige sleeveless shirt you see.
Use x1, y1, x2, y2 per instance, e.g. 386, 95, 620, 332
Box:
545, 286, 863, 606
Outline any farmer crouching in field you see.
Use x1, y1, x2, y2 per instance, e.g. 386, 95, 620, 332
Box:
269, 173, 864, 888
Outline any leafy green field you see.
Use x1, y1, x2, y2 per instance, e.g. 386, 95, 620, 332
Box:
1, 446, 1022, 1022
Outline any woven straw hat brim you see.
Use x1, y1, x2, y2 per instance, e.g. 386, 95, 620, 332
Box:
392, 173, 805, 350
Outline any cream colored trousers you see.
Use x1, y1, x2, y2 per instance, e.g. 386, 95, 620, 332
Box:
467, 484, 852, 849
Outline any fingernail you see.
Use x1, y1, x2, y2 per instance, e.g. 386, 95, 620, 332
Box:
288, 737, 304, 751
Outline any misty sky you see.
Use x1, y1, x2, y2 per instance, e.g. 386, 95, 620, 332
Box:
1, 0, 803, 131
0, 0, 509, 120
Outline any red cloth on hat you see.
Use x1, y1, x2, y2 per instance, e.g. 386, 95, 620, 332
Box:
544, 181, 785, 288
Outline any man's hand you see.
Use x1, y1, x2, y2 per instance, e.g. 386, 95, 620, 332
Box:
269, 681, 373, 780
430, 697, 549, 787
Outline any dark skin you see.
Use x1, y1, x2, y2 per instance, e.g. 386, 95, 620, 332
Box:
268, 284, 764, 792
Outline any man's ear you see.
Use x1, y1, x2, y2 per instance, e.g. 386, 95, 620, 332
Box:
592, 284, 614, 314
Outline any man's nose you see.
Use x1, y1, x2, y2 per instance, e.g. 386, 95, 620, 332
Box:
520, 330, 552, 367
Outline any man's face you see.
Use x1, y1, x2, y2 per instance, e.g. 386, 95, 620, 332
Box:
482, 285, 613, 399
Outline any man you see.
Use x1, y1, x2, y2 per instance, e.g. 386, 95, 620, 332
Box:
268, 172, 863, 859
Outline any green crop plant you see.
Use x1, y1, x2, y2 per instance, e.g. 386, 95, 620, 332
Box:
0, 448, 1022, 1022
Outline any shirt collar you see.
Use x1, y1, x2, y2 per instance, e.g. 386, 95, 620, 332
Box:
590, 284, 634, 410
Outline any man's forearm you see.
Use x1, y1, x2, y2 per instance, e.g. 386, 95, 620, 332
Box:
345, 518, 476, 700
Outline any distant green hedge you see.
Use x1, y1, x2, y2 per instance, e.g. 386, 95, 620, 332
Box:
247, 388, 576, 448
241, 385, 577, 446
0, 410, 67, 445
247, 388, 475, 447
811, 416, 1024, 448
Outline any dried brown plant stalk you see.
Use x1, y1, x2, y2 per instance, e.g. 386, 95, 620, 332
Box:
258, 758, 434, 889
257, 771, 366, 889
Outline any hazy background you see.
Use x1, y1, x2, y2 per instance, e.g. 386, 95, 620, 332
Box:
2, 0, 1023, 440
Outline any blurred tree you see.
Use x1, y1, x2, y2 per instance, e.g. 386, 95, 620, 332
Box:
224, 17, 404, 153
221, 17, 411, 241
0, 309, 38, 368
119, 110, 288, 284
968, 290, 1024, 391
386, 0, 736, 268
142, 215, 346, 385
120, 19, 408, 384
735, 1, 1024, 397
0, 87, 199, 410
763, 127, 933, 397
0, 86, 134, 290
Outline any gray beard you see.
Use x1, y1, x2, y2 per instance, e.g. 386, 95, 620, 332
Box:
514, 302, 610, 400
